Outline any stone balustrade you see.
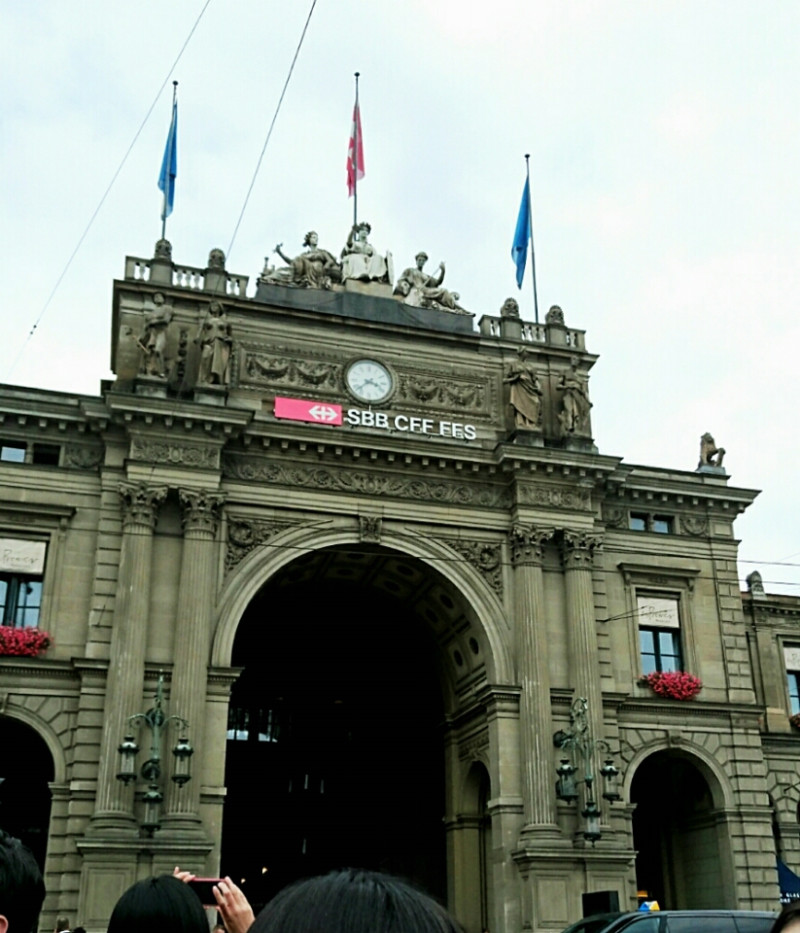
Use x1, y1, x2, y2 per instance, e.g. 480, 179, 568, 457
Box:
124, 256, 249, 297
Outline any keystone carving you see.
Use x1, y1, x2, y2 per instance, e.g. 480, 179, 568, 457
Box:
508, 525, 555, 567
359, 516, 382, 543
446, 539, 503, 596
179, 489, 226, 536
118, 483, 168, 531
561, 530, 603, 569
226, 518, 296, 571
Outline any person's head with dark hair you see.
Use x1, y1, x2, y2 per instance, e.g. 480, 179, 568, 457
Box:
770, 900, 800, 933
250, 869, 463, 933
0, 830, 46, 933
107, 875, 208, 933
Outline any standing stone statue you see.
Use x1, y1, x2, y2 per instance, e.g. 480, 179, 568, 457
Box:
557, 369, 592, 435
504, 348, 543, 429
394, 252, 466, 312
262, 231, 342, 290
340, 222, 391, 283
196, 300, 232, 386
139, 293, 173, 378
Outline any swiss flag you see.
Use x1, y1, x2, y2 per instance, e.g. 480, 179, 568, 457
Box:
346, 103, 365, 196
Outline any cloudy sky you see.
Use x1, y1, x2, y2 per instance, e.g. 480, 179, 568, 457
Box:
2, 1, 797, 593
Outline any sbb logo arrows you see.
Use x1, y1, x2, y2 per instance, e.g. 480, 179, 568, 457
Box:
274, 396, 343, 426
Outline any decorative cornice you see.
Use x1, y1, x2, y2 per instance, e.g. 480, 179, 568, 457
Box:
118, 483, 168, 531
508, 525, 555, 567
517, 483, 592, 512
179, 488, 226, 536
222, 455, 512, 509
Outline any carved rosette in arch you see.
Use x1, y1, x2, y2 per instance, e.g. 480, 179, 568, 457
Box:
179, 489, 226, 536
561, 529, 603, 570
680, 514, 709, 536
442, 539, 503, 597
226, 518, 297, 572
508, 525, 555, 567
601, 506, 626, 529
118, 483, 168, 531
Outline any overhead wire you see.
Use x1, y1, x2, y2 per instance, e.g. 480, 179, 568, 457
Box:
226, 0, 318, 260
7, 0, 214, 380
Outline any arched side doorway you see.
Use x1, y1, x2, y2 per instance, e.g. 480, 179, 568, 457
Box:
218, 541, 504, 923
630, 749, 733, 909
0, 715, 55, 870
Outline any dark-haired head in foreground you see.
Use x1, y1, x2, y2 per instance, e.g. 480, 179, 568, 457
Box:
250, 869, 463, 933
107, 875, 208, 933
769, 900, 800, 933
0, 830, 46, 933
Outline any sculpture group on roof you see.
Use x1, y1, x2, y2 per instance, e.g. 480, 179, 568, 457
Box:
259, 223, 471, 315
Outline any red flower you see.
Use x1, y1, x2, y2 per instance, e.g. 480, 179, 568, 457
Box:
0, 626, 52, 658
639, 670, 702, 700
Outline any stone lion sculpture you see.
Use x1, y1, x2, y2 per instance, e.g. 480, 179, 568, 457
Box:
698, 432, 725, 468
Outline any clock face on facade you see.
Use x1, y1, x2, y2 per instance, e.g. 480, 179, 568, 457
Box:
345, 359, 394, 403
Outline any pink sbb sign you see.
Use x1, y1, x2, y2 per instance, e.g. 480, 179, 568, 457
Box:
274, 396, 343, 426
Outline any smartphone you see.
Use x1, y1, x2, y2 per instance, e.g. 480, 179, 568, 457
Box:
187, 878, 223, 907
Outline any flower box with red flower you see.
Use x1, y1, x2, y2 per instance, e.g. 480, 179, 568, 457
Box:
0, 626, 52, 658
639, 670, 702, 700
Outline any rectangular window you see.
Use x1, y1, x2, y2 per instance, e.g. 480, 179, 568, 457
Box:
0, 574, 43, 627
629, 512, 648, 531
652, 515, 673, 534
638, 595, 682, 673
784, 647, 800, 715
0, 442, 26, 463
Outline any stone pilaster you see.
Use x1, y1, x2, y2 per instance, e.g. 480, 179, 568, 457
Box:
89, 483, 167, 834
561, 530, 604, 752
509, 524, 559, 834
162, 489, 225, 833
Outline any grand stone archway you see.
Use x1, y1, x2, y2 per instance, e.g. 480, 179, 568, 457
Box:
0, 716, 55, 870
630, 749, 734, 909
220, 543, 495, 913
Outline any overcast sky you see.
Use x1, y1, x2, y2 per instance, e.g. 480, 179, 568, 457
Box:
2, 1, 797, 594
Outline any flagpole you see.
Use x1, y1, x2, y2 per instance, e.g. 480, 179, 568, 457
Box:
353, 72, 360, 229
525, 153, 539, 324
161, 81, 178, 241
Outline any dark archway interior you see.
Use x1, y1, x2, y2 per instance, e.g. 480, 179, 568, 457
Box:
222, 548, 447, 911
631, 752, 717, 908
0, 716, 54, 869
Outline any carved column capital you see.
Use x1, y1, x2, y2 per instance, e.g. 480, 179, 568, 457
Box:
179, 488, 226, 536
509, 525, 555, 567
118, 483, 168, 531
561, 529, 603, 570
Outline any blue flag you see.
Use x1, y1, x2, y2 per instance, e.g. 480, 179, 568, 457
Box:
511, 177, 531, 289
158, 96, 178, 221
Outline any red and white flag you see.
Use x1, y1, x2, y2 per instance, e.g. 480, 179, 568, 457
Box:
346, 102, 365, 197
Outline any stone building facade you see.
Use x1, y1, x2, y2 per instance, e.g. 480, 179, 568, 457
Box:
0, 237, 797, 932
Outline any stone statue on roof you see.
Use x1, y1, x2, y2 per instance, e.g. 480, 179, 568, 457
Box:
340, 222, 392, 284
260, 231, 342, 290
394, 251, 469, 314
139, 293, 173, 378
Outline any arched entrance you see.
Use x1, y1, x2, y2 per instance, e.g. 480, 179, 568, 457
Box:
631, 750, 733, 909
0, 716, 54, 870
220, 543, 491, 912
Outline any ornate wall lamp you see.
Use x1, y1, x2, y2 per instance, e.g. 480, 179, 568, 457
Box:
116, 672, 193, 834
553, 696, 620, 844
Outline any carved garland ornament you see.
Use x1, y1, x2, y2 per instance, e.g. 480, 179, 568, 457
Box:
517, 484, 592, 511
130, 439, 219, 470
222, 456, 512, 508
396, 373, 488, 413
444, 540, 503, 596
242, 352, 341, 391
226, 518, 297, 571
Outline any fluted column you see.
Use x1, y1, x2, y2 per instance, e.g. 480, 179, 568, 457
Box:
90, 483, 167, 833
509, 524, 559, 833
561, 530, 604, 750
162, 488, 225, 832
